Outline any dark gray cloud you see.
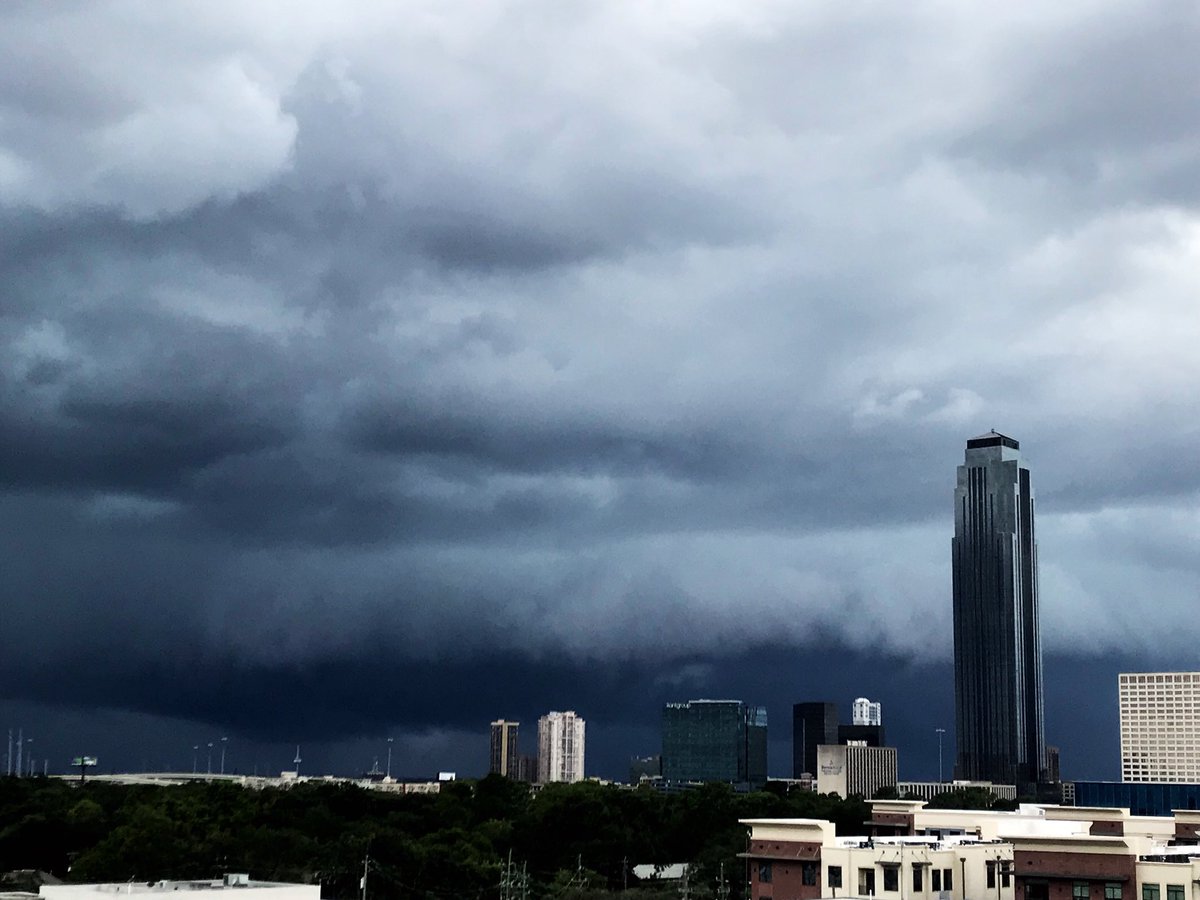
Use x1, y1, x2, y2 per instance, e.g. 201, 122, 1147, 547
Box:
2, 0, 1199, 778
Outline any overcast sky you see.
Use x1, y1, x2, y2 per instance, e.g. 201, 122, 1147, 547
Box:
2, 0, 1199, 782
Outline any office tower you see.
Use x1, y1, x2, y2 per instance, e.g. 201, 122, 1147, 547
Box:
516, 754, 538, 784
837, 722, 886, 747
792, 702, 838, 778
852, 697, 882, 726
1045, 745, 1061, 783
537, 710, 585, 783
814, 743, 898, 799
489, 720, 520, 778
1120, 672, 1200, 782
952, 431, 1045, 788
661, 699, 768, 788
746, 705, 768, 788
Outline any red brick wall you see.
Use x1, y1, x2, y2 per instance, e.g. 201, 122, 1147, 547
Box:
1014, 849, 1136, 900
747, 841, 822, 900
871, 812, 916, 835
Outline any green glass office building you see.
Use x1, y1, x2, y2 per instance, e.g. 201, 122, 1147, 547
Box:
662, 699, 768, 788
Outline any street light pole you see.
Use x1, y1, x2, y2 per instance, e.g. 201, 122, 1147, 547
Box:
386, 738, 393, 780
936, 728, 947, 783
220, 737, 228, 775
193, 745, 199, 774
207, 742, 213, 775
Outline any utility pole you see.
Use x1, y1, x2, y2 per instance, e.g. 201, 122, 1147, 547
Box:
207, 742, 213, 775
715, 863, 730, 900
15, 728, 22, 778
386, 737, 393, 780
359, 851, 369, 900
678, 865, 690, 900
220, 737, 228, 775
622, 857, 628, 892
936, 728, 946, 783
499, 850, 513, 900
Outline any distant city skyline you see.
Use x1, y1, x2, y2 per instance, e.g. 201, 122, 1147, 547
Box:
0, 645, 1179, 782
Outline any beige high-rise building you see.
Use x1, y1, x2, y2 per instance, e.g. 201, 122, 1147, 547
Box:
1120, 672, 1200, 782
537, 710, 585, 783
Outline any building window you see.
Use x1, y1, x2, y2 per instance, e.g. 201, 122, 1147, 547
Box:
758, 863, 772, 884
1143, 885, 1160, 900
1074, 883, 1090, 900
987, 862, 996, 889
944, 869, 953, 891
1165, 887, 1184, 900
884, 867, 899, 893
828, 866, 843, 889
913, 866, 923, 893
1106, 885, 1122, 900
802, 863, 818, 886
932, 870, 942, 892
1002, 866, 1010, 888
859, 868, 876, 896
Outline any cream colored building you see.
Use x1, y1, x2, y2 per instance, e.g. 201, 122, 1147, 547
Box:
743, 800, 1200, 900
816, 743, 898, 799
538, 710, 585, 783
1119, 672, 1200, 782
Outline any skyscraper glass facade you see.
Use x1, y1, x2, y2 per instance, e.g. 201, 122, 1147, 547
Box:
792, 702, 839, 779
662, 699, 768, 788
952, 432, 1046, 788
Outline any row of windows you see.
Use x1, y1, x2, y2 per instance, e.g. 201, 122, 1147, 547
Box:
1072, 883, 1121, 900
1143, 884, 1186, 900
820, 865, 956, 895
1120, 673, 1200, 682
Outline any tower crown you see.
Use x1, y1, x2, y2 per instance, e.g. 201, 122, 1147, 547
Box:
966, 430, 1019, 450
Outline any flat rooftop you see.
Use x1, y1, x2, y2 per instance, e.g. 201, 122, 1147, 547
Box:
41, 880, 302, 894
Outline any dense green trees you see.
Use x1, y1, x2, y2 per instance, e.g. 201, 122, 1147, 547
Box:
0, 776, 872, 900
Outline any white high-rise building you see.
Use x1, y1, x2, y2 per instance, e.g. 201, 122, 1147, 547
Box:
537, 710, 585, 783
1120, 672, 1200, 782
852, 697, 882, 726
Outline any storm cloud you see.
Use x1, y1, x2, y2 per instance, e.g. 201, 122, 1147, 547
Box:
2, 0, 1199, 779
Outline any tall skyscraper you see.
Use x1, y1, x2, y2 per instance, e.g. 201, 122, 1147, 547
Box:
792, 702, 839, 778
1119, 672, 1200, 782
489, 720, 520, 778
661, 699, 768, 788
952, 431, 1045, 788
537, 710, 585, 783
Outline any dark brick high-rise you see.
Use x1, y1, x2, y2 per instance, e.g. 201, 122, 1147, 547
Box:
952, 431, 1045, 789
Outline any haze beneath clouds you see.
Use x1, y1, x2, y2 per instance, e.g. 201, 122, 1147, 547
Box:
2, 0, 1199, 779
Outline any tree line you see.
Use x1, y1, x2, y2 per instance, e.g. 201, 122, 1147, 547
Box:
0, 776, 879, 899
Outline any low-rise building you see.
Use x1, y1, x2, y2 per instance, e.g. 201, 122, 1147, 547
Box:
742, 800, 1200, 900
898, 780, 1018, 802
41, 876, 317, 900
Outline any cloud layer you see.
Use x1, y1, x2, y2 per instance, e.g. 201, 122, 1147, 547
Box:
2, 0, 1199, 768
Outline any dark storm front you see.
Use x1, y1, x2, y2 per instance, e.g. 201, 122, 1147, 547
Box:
952, 432, 1046, 788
